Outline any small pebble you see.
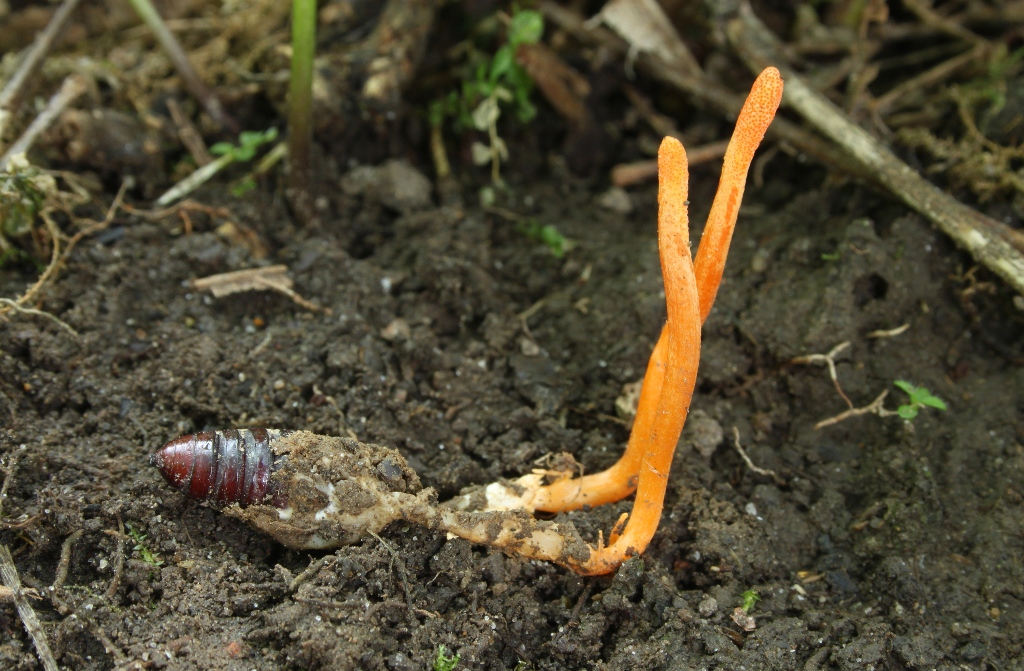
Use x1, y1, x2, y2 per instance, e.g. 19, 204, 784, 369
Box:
520, 338, 540, 357
273, 380, 286, 390
698, 595, 719, 618
595, 186, 633, 214
381, 318, 411, 342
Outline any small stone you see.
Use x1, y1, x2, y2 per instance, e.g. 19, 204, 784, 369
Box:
750, 248, 770, 273
341, 160, 433, 213
381, 318, 411, 342
273, 379, 286, 390
615, 380, 643, 420
731, 606, 756, 632
683, 409, 724, 458
596, 186, 633, 214
520, 338, 540, 357
698, 595, 718, 617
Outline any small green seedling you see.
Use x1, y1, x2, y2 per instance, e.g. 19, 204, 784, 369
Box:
432, 644, 459, 671
430, 8, 544, 183
157, 128, 279, 206
893, 380, 947, 420
209, 128, 280, 163
517, 217, 571, 258
126, 523, 164, 567
740, 589, 761, 613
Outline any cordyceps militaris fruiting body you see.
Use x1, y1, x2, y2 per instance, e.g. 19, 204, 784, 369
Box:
152, 67, 784, 575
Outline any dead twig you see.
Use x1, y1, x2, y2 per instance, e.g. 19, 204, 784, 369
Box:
0, 74, 90, 171
0, 0, 85, 142
124, 0, 237, 132
791, 341, 853, 409
0, 545, 59, 671
105, 515, 126, 600
368, 530, 413, 611
552, 579, 596, 644
539, 1, 871, 181
192, 265, 327, 313
727, 4, 1024, 296
52, 530, 83, 595
587, 0, 701, 78
249, 333, 273, 358
288, 555, 337, 592
872, 44, 985, 116
611, 140, 730, 187
901, 0, 988, 46
731, 427, 783, 485
122, 200, 232, 223
166, 98, 213, 166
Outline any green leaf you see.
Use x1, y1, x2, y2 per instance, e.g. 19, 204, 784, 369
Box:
233, 145, 257, 161
539, 224, 569, 258
209, 142, 235, 157
893, 380, 915, 395
508, 10, 543, 47
897, 405, 919, 420
490, 45, 515, 83
230, 177, 257, 197
515, 98, 537, 123
433, 645, 460, 671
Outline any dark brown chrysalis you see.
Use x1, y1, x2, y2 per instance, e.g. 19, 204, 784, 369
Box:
151, 428, 282, 506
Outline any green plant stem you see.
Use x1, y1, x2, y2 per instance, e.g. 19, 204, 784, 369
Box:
125, 0, 237, 132
155, 152, 235, 206
287, 0, 317, 224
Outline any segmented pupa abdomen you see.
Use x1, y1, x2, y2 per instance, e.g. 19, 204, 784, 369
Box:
150, 428, 280, 506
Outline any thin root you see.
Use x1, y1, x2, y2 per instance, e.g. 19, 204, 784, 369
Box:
814, 389, 897, 429
0, 298, 79, 337
731, 427, 784, 486
791, 341, 853, 409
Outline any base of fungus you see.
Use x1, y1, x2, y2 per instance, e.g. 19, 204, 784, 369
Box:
225, 431, 596, 570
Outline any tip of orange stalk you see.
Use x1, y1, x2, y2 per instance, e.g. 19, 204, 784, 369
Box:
738, 67, 784, 147
657, 137, 687, 201
657, 136, 689, 247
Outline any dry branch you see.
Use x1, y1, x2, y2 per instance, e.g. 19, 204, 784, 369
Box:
727, 4, 1024, 296
0, 0, 84, 143
192, 265, 325, 313
0, 545, 59, 671
0, 74, 89, 171
538, 1, 870, 181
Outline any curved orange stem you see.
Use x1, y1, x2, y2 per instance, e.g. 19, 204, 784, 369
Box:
533, 67, 783, 517
694, 66, 783, 321
565, 137, 700, 575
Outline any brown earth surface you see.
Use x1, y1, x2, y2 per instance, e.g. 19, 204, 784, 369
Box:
1, 3, 1024, 669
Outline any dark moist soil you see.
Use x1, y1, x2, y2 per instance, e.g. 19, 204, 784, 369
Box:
2, 148, 1024, 671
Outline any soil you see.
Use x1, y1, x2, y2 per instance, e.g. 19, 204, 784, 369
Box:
3, 16, 1024, 671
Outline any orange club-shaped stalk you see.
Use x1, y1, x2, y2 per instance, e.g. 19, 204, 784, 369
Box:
535, 67, 783, 575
